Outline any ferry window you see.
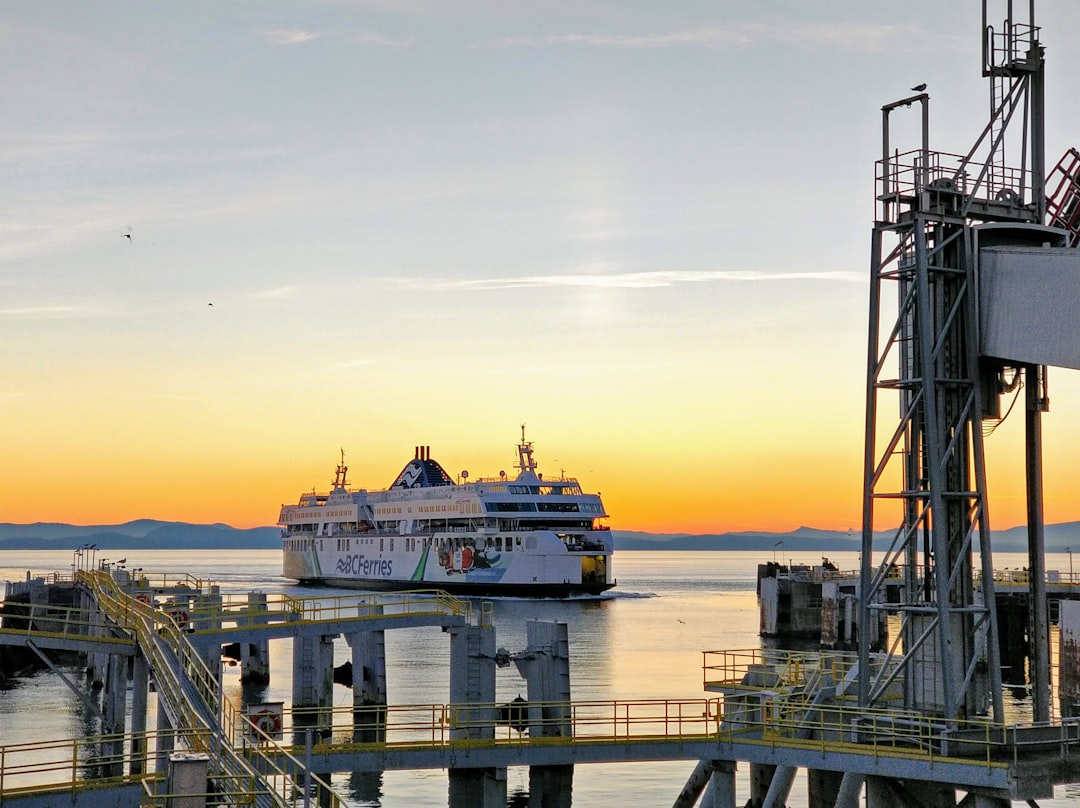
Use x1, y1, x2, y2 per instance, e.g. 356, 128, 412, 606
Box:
505, 540, 512, 553
390, 539, 394, 552
496, 538, 502, 550
516, 537, 522, 546
380, 538, 384, 552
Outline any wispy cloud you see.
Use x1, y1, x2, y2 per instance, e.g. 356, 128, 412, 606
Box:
475, 21, 925, 53
263, 28, 413, 48
264, 29, 325, 46
0, 305, 93, 318
332, 358, 376, 369
250, 285, 298, 301
428, 269, 863, 291
350, 31, 415, 48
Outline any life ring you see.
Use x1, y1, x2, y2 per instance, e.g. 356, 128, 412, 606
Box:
250, 709, 283, 737
168, 609, 190, 629
134, 592, 152, 607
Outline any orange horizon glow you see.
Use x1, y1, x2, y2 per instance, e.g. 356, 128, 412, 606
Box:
4, 423, 1077, 536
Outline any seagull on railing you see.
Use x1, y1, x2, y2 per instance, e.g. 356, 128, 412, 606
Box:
911, 83, 927, 92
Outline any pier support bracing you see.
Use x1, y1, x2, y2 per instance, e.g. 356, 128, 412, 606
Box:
833, 773, 864, 808
292, 633, 334, 743
700, 761, 736, 808
674, 760, 735, 808
345, 629, 387, 742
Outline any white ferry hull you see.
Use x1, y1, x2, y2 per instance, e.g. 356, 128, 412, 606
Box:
282, 531, 614, 597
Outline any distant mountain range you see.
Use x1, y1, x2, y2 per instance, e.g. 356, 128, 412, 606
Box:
2, 520, 1080, 553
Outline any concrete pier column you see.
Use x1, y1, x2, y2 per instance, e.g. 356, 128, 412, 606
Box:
155, 697, 175, 773
292, 633, 335, 743
514, 620, 571, 738
675, 760, 734, 808
195, 587, 222, 632
528, 766, 572, 808
700, 761, 736, 808
863, 776, 950, 808
833, 772, 864, 808
87, 606, 106, 687
900, 781, 956, 808
864, 776, 895, 808
448, 621, 497, 741
762, 765, 796, 808
166, 752, 209, 808
102, 653, 128, 776
448, 767, 507, 808
808, 769, 843, 808
130, 654, 149, 775
345, 629, 387, 742
748, 764, 776, 808
1059, 600, 1080, 717
241, 591, 270, 685
821, 582, 839, 647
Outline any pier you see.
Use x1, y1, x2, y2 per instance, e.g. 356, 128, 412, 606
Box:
6, 566, 1080, 807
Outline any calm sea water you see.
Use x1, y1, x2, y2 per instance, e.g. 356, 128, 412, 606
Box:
1, 548, 1077, 807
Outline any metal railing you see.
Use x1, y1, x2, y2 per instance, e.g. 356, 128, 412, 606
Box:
875, 148, 1033, 222
702, 648, 865, 694
0, 730, 170, 796
83, 570, 344, 807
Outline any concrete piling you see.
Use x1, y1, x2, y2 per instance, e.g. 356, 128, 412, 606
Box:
346, 628, 387, 742
292, 633, 335, 743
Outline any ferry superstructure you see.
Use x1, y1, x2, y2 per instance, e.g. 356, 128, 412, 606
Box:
279, 430, 615, 596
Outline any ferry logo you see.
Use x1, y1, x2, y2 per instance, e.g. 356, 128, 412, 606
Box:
337, 554, 393, 577
399, 462, 423, 488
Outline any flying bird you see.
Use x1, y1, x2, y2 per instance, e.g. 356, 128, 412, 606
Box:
911, 83, 927, 92
122, 233, 132, 242
208, 302, 214, 307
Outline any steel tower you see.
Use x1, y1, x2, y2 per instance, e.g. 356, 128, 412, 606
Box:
856, 0, 1079, 724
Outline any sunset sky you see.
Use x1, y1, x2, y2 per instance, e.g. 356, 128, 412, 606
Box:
4, 2, 1080, 534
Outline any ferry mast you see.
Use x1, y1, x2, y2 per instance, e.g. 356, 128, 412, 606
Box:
858, 0, 1080, 723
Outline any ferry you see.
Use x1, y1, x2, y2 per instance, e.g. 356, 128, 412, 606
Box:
279, 430, 615, 596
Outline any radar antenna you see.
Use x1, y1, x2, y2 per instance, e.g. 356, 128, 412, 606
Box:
515, 423, 538, 477
332, 448, 349, 490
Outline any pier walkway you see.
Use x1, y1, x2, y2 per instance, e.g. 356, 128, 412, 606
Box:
5, 570, 1080, 806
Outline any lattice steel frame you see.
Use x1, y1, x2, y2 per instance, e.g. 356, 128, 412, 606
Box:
857, 2, 1047, 723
